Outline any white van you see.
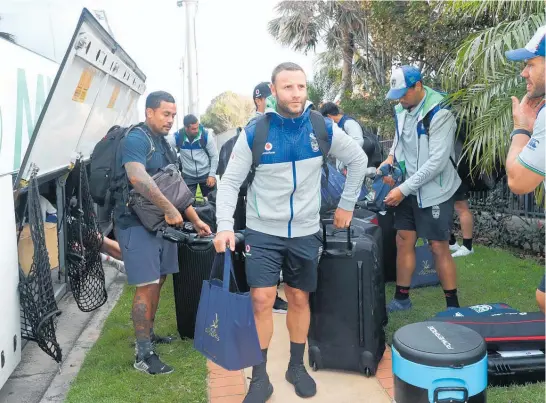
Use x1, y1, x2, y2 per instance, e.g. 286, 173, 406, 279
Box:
0, 8, 145, 389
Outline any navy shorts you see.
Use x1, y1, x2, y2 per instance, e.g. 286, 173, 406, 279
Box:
453, 181, 470, 202
394, 195, 454, 241
244, 228, 323, 292
115, 225, 178, 285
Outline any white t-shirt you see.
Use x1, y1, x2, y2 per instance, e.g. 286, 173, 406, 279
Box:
518, 106, 545, 185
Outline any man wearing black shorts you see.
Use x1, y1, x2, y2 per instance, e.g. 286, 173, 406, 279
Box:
449, 181, 475, 257
381, 66, 461, 313
214, 62, 367, 402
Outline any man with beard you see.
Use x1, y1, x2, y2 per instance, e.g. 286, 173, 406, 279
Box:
114, 91, 211, 375
214, 63, 367, 402
381, 66, 461, 313
504, 26, 545, 313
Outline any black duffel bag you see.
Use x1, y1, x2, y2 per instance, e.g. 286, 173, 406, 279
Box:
129, 164, 195, 232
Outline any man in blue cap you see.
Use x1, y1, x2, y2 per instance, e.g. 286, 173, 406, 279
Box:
380, 65, 461, 313
505, 25, 545, 194
504, 26, 545, 314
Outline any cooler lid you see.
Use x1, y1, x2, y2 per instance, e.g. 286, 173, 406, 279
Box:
393, 321, 486, 367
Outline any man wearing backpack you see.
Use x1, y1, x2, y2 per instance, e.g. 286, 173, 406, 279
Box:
114, 91, 211, 375
175, 114, 219, 197
214, 62, 368, 402
319, 102, 364, 173
217, 81, 289, 314
380, 66, 461, 313
503, 26, 545, 314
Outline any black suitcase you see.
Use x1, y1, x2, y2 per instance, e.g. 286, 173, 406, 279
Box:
309, 219, 386, 376
172, 233, 247, 339
355, 201, 397, 282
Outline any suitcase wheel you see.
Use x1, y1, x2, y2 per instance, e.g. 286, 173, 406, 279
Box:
308, 346, 322, 372
359, 351, 376, 377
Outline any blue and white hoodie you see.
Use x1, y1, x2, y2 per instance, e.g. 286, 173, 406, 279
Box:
216, 102, 368, 238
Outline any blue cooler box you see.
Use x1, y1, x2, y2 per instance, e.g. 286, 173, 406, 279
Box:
392, 322, 487, 402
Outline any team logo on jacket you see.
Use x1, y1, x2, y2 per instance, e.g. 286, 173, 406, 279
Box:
309, 133, 320, 152
431, 205, 440, 219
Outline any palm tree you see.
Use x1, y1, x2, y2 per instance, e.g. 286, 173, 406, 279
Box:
442, 0, 545, 174
268, 1, 367, 99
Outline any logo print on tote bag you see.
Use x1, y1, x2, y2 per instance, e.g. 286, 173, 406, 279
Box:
205, 313, 220, 342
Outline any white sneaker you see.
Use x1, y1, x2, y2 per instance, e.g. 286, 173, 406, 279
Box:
101, 253, 126, 273
449, 243, 461, 252
452, 245, 474, 258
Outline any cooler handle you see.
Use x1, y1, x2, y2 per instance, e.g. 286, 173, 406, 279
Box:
433, 386, 469, 403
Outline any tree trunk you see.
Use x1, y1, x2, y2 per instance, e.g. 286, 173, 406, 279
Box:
340, 26, 355, 100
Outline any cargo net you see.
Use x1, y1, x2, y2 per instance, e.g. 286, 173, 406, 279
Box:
18, 167, 62, 363
65, 161, 108, 312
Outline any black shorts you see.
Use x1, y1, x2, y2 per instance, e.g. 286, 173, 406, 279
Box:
394, 195, 454, 241
244, 228, 323, 292
453, 181, 470, 202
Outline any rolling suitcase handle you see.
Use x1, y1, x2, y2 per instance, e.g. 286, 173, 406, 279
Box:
321, 219, 353, 253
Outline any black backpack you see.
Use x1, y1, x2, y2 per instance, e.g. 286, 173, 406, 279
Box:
423, 106, 503, 192
339, 116, 382, 168
89, 123, 157, 209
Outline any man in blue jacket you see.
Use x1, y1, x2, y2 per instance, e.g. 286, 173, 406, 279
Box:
381, 66, 461, 313
214, 62, 367, 402
175, 115, 219, 197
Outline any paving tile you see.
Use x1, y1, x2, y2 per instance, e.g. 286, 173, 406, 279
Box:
377, 357, 392, 370
376, 368, 393, 379
210, 396, 245, 403
209, 375, 246, 388
386, 388, 395, 399
378, 377, 394, 389
207, 360, 225, 371
209, 384, 246, 398
209, 369, 244, 379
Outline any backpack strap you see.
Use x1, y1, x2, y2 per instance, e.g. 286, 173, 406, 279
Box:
199, 129, 211, 161
246, 114, 271, 189
309, 110, 331, 185
133, 125, 156, 161
422, 106, 458, 171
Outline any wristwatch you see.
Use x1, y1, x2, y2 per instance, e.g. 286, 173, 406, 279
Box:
510, 129, 531, 140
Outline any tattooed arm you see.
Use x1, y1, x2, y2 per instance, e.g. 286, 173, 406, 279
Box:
125, 162, 183, 225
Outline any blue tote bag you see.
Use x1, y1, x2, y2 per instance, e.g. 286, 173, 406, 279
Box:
193, 249, 262, 371
410, 240, 440, 289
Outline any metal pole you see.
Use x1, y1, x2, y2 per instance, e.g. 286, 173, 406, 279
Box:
184, 1, 197, 116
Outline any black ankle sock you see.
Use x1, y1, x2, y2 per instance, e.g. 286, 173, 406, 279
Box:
449, 233, 457, 246
252, 349, 268, 379
136, 340, 153, 359
462, 238, 473, 250
289, 342, 305, 366
444, 289, 460, 308
395, 285, 410, 300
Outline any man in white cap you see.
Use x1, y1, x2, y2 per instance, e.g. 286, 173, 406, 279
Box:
380, 65, 461, 313
504, 25, 546, 314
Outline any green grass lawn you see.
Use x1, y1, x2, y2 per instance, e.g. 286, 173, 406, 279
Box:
386, 245, 545, 403
65, 279, 207, 403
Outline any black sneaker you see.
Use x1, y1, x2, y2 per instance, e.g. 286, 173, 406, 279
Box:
243, 376, 274, 403
151, 333, 177, 345
134, 351, 174, 375
273, 296, 288, 314
285, 364, 317, 398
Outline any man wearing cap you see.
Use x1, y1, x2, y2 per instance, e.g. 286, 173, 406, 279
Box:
380, 65, 461, 313
504, 26, 546, 315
